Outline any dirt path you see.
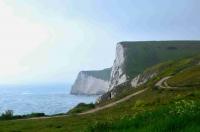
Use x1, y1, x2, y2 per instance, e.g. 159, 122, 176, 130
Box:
79, 88, 148, 115
155, 76, 177, 89
16, 115, 69, 121
16, 77, 177, 120
155, 76, 172, 88
80, 76, 181, 115
18, 76, 179, 120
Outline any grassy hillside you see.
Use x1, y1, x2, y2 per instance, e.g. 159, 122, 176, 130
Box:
120, 41, 200, 79
89, 96, 200, 132
0, 55, 199, 132
67, 103, 95, 114
167, 65, 200, 87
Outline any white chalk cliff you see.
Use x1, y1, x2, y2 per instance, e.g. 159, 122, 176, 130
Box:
72, 41, 200, 99
109, 43, 127, 91
71, 69, 111, 95
131, 73, 156, 88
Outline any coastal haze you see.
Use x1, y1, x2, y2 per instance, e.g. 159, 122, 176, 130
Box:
0, 0, 200, 115
0, 0, 200, 84
0, 84, 97, 115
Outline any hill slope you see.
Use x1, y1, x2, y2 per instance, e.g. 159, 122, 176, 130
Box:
89, 55, 200, 131
107, 41, 200, 100
167, 65, 200, 87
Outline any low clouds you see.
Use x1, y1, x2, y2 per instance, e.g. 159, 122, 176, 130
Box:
0, 0, 200, 84
0, 1, 50, 83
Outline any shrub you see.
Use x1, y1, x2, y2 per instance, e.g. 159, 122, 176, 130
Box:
169, 100, 200, 116
27, 113, 45, 118
0, 110, 14, 120
0, 111, 46, 120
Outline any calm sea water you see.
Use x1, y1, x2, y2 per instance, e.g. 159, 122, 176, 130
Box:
0, 84, 98, 115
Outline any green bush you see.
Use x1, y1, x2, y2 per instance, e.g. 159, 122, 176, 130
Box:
0, 110, 14, 120
0, 110, 46, 120
26, 113, 46, 118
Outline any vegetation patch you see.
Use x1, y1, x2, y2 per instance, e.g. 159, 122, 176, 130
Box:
88, 99, 200, 132
167, 65, 200, 87
0, 110, 46, 120
67, 103, 95, 114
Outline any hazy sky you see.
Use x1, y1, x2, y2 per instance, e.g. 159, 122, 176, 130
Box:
0, 0, 200, 84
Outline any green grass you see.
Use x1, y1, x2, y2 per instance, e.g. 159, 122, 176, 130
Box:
88, 98, 200, 132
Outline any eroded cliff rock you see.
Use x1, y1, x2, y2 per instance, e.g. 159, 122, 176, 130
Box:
109, 43, 128, 90
71, 68, 111, 95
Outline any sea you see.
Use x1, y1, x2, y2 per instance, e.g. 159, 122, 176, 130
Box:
0, 84, 98, 115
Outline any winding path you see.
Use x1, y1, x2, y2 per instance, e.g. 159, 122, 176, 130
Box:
17, 88, 148, 120
80, 75, 179, 115
155, 76, 177, 89
79, 88, 148, 115
17, 77, 173, 120
155, 76, 172, 88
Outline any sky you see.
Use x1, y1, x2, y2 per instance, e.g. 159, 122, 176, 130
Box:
0, 0, 200, 85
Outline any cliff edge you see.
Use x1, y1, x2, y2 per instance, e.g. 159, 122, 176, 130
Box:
99, 41, 200, 101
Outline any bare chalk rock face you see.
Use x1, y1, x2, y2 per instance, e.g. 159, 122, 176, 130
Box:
109, 43, 127, 91
71, 68, 111, 95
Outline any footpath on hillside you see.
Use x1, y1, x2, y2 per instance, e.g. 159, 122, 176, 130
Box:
79, 88, 148, 115
155, 76, 178, 89
17, 88, 148, 120
17, 76, 175, 120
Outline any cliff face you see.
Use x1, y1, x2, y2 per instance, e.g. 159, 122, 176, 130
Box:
71, 68, 111, 95
71, 41, 200, 98
109, 43, 127, 90
99, 41, 200, 101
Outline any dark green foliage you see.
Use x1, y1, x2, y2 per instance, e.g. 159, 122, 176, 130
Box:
26, 113, 46, 118
82, 68, 111, 81
0, 110, 14, 120
67, 103, 95, 114
0, 111, 46, 120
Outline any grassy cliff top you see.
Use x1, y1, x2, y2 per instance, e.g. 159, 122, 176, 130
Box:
81, 68, 111, 81
118, 41, 200, 79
